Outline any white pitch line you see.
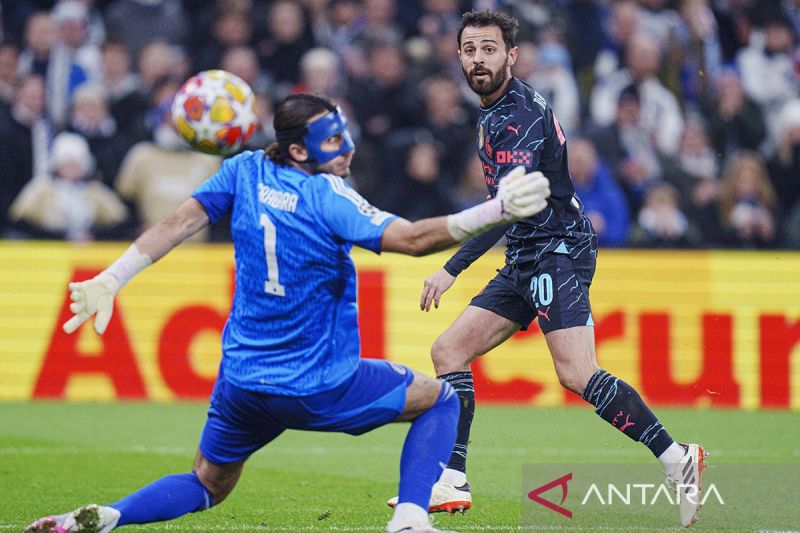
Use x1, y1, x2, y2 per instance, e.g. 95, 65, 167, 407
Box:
2, 445, 799, 460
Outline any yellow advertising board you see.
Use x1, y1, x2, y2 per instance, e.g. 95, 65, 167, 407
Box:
1, 241, 799, 409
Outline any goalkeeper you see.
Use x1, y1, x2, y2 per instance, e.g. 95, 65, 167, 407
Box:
24, 93, 550, 533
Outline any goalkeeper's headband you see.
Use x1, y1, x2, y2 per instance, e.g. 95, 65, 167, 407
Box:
275, 96, 355, 163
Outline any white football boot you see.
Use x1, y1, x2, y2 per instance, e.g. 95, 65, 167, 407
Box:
386, 526, 458, 533
664, 443, 708, 528
23, 504, 120, 533
387, 481, 472, 514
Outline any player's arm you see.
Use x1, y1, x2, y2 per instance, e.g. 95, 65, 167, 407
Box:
418, 224, 509, 311
381, 167, 549, 256
63, 198, 210, 335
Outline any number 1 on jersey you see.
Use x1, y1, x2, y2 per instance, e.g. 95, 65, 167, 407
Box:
260, 213, 286, 296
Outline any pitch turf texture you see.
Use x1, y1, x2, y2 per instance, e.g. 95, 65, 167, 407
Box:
1, 404, 798, 533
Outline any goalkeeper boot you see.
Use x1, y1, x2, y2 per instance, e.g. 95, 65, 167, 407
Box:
664, 443, 708, 528
24, 504, 121, 533
387, 481, 472, 514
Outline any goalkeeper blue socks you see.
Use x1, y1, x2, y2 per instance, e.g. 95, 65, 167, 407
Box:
111, 472, 213, 526
583, 369, 675, 457
439, 371, 475, 474
397, 382, 459, 509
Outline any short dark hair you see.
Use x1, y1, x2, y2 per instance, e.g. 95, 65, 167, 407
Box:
457, 10, 519, 52
266, 93, 335, 165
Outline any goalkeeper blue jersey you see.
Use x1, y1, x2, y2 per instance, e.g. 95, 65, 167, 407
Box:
192, 151, 396, 396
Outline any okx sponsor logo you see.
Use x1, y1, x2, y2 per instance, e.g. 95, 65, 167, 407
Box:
522, 463, 800, 530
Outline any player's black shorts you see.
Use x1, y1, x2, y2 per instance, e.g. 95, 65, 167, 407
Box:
470, 254, 596, 333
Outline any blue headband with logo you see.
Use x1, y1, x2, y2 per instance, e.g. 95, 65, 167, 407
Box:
303, 107, 355, 163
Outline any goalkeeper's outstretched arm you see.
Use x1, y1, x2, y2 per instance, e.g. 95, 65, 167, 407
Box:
63, 198, 210, 335
380, 167, 549, 256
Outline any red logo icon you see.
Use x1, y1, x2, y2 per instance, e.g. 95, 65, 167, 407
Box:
528, 472, 573, 518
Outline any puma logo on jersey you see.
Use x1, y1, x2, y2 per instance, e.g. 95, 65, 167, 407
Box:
537, 306, 551, 322
506, 124, 521, 136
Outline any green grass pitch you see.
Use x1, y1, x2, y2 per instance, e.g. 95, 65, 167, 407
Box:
1, 403, 798, 532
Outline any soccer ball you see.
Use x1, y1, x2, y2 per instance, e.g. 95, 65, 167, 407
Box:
171, 70, 258, 156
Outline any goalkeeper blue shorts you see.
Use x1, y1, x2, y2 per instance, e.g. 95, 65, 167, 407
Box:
199, 358, 414, 464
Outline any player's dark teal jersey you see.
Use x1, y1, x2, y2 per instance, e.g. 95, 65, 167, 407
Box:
192, 151, 396, 396
477, 77, 597, 263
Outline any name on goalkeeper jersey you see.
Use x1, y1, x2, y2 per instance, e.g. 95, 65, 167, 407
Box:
258, 183, 298, 213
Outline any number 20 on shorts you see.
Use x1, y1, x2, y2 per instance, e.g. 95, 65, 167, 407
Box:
530, 274, 553, 308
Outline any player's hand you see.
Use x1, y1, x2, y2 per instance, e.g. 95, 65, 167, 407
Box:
63, 272, 121, 335
420, 268, 456, 311
497, 166, 551, 219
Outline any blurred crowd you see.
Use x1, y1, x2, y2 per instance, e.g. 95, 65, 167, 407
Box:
1, 0, 800, 249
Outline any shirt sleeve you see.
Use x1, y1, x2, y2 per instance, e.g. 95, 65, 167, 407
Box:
443, 224, 509, 276
316, 174, 397, 253
192, 155, 237, 223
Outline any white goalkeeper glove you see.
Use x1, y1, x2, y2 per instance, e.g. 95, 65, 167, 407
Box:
496, 165, 550, 219
63, 272, 121, 335
446, 166, 550, 240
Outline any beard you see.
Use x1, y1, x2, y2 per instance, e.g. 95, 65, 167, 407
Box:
463, 58, 509, 96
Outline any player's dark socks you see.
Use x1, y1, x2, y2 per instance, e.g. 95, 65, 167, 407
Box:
582, 369, 675, 457
111, 472, 213, 525
438, 371, 475, 473
398, 382, 459, 508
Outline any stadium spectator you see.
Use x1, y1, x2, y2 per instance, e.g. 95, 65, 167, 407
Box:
590, 33, 684, 157
663, 114, 724, 245
346, 42, 420, 144
711, 0, 754, 63
257, 0, 314, 93
677, 0, 723, 106
767, 98, 800, 215
736, 15, 799, 153
26, 92, 551, 533
718, 151, 778, 248
68, 82, 135, 187
0, 74, 51, 237
291, 46, 345, 99
360, 0, 404, 47
568, 136, 630, 247
220, 45, 269, 96
8, 131, 128, 241
702, 67, 766, 160
51, 0, 102, 82
17, 10, 88, 129
377, 133, 456, 221
136, 40, 187, 97
513, 40, 580, 135
637, 0, 685, 54
419, 74, 474, 187
0, 41, 19, 109
454, 154, 490, 210
593, 0, 641, 83
98, 38, 147, 140
191, 3, 253, 74
629, 181, 701, 248
587, 83, 663, 214
103, 0, 188, 59
114, 78, 220, 242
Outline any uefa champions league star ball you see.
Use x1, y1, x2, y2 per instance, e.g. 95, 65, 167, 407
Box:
171, 70, 258, 156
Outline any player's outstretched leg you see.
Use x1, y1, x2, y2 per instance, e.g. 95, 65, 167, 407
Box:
24, 471, 215, 532
582, 369, 706, 527
386, 380, 460, 533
